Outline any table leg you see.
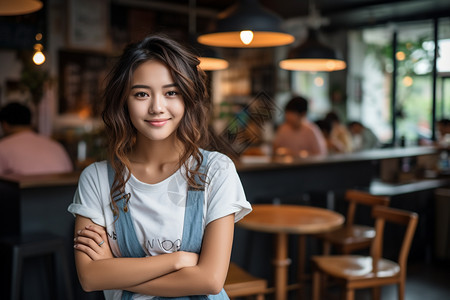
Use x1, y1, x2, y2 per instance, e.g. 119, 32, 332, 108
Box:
298, 235, 306, 299
273, 233, 291, 300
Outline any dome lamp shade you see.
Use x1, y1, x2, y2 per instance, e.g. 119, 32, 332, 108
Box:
197, 0, 294, 48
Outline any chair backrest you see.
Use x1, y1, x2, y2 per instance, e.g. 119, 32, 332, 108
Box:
370, 206, 418, 275
344, 190, 390, 227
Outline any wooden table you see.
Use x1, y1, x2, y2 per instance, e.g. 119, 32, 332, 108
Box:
237, 204, 344, 300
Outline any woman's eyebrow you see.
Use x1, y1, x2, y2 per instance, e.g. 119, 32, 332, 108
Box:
130, 83, 178, 89
130, 84, 150, 89
163, 83, 178, 88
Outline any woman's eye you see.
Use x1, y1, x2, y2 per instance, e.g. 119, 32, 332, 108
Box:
134, 92, 149, 98
166, 91, 179, 97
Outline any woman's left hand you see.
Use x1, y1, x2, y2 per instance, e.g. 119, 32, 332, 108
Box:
74, 224, 114, 261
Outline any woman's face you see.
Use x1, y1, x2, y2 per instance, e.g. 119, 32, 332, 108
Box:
127, 60, 185, 143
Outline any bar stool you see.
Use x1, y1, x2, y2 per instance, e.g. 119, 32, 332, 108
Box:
0, 232, 74, 300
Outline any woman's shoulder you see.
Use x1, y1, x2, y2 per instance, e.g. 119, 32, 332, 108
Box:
202, 150, 233, 165
201, 150, 236, 175
79, 160, 109, 181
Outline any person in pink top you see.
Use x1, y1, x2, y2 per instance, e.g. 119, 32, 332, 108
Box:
0, 102, 73, 175
273, 96, 328, 157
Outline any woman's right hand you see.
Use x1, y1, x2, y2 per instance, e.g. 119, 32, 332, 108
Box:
175, 251, 199, 270
75, 223, 114, 261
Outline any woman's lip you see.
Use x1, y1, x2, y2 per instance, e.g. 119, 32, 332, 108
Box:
147, 119, 169, 127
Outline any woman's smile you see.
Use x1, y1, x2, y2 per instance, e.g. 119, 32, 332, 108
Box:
147, 119, 170, 127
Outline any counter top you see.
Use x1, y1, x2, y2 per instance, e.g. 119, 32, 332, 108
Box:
236, 146, 438, 172
0, 171, 81, 188
370, 178, 450, 196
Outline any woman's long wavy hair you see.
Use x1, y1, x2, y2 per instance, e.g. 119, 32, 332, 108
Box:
102, 34, 211, 217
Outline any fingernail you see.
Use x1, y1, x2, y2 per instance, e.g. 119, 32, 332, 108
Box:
77, 230, 81, 234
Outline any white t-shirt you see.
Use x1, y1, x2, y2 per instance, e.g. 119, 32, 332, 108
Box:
68, 151, 251, 300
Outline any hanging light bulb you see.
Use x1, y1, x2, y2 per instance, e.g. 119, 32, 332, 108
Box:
198, 0, 294, 48
240, 30, 254, 45
33, 43, 45, 65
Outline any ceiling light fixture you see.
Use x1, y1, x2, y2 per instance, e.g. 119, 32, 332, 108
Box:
189, 0, 229, 70
32, 43, 45, 65
190, 39, 229, 71
0, 0, 43, 16
279, 0, 346, 72
197, 0, 294, 48
279, 28, 346, 71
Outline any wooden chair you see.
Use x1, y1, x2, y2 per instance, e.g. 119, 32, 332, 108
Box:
316, 189, 390, 255
224, 262, 267, 300
311, 205, 418, 300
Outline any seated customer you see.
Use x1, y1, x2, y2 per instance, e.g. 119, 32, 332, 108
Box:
273, 96, 327, 157
0, 102, 73, 175
437, 118, 450, 146
324, 111, 353, 153
315, 119, 346, 154
347, 121, 380, 151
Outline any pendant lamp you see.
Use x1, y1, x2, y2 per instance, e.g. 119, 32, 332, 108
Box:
197, 0, 294, 48
279, 28, 346, 71
188, 0, 229, 70
0, 0, 43, 16
190, 39, 229, 71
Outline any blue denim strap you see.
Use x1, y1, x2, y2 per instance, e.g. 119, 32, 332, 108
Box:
107, 163, 146, 300
157, 151, 229, 300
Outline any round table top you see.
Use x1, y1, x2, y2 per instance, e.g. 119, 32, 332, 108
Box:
237, 204, 345, 234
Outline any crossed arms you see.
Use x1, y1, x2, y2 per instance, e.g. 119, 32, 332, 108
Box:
73, 213, 234, 297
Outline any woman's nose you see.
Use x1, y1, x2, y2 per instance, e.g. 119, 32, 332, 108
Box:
149, 95, 164, 114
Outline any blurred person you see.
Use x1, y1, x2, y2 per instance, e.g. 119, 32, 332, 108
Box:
436, 118, 450, 146
0, 102, 73, 175
273, 96, 327, 157
347, 121, 380, 151
315, 119, 346, 154
324, 111, 353, 153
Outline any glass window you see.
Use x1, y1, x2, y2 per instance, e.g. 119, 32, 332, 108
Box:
347, 28, 392, 143
290, 71, 331, 121
437, 18, 450, 121
347, 19, 450, 145
395, 21, 434, 144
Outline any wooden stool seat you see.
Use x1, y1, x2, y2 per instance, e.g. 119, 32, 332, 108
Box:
318, 224, 375, 251
313, 255, 400, 279
316, 190, 389, 255
224, 262, 267, 300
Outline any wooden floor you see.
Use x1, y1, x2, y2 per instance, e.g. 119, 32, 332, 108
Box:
284, 260, 450, 300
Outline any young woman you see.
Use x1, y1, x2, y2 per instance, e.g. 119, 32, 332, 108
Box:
68, 34, 251, 299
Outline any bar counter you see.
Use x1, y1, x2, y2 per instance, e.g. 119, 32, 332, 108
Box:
236, 145, 438, 172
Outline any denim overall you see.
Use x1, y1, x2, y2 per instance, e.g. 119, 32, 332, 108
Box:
107, 150, 229, 300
